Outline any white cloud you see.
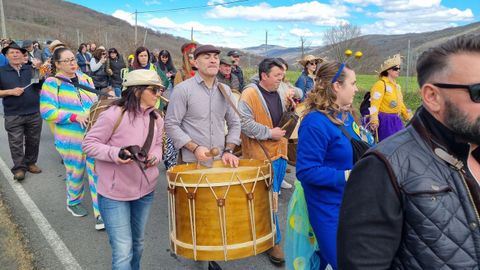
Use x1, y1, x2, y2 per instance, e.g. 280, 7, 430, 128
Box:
207, 0, 225, 5
362, 3, 474, 35
289, 28, 317, 37
206, 1, 350, 26
148, 17, 226, 34
144, 0, 161, 6
112, 9, 147, 27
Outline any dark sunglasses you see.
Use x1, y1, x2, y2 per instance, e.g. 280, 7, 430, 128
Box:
391, 67, 401, 71
433, 83, 480, 103
146, 86, 164, 94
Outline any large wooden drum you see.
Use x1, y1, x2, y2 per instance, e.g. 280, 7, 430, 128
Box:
287, 103, 306, 165
167, 159, 275, 261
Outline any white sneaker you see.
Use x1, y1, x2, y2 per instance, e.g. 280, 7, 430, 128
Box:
281, 180, 292, 189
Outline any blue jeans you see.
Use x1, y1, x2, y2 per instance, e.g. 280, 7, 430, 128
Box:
272, 158, 287, 244
113, 87, 122, 97
99, 192, 154, 270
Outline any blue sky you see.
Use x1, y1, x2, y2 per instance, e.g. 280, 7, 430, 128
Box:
67, 0, 479, 48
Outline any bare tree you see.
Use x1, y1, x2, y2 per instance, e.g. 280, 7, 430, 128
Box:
323, 23, 382, 74
300, 36, 312, 58
323, 23, 362, 62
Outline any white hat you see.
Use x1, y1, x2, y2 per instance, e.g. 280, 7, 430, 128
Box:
122, 70, 164, 90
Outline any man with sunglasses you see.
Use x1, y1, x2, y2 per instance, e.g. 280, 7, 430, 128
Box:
0, 42, 43, 180
337, 34, 480, 269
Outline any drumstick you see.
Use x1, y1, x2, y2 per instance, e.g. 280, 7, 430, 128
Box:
159, 95, 169, 103
205, 147, 220, 157
280, 118, 293, 130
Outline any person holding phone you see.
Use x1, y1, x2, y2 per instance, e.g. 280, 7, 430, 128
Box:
90, 48, 110, 90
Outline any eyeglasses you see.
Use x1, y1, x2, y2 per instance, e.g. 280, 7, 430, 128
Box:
58, 58, 77, 64
146, 86, 164, 95
433, 82, 480, 103
307, 62, 317, 66
391, 67, 401, 71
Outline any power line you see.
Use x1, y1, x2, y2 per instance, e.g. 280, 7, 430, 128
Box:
132, 0, 250, 14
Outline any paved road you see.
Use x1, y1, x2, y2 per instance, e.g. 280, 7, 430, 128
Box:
0, 110, 295, 270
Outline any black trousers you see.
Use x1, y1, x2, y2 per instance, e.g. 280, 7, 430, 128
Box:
4, 112, 42, 172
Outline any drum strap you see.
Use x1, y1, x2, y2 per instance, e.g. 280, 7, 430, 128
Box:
217, 83, 274, 171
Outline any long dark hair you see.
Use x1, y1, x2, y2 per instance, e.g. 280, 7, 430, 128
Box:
132, 47, 151, 70
113, 85, 158, 120
78, 43, 87, 54
157, 50, 174, 72
51, 47, 71, 75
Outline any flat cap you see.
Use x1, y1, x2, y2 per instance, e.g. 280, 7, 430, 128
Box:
194, 44, 220, 59
220, 56, 234, 66
227, 50, 241, 57
22, 40, 33, 49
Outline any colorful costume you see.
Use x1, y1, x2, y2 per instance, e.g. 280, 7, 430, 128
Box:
40, 72, 100, 218
369, 77, 411, 141
368, 54, 412, 141
296, 111, 363, 270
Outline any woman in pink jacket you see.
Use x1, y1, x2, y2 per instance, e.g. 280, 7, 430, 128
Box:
82, 69, 164, 270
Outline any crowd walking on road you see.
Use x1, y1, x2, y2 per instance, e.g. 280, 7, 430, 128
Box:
0, 34, 479, 270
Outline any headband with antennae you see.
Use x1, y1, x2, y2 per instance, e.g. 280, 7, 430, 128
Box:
331, 49, 363, 83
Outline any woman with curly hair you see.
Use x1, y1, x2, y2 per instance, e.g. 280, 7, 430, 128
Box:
295, 60, 368, 270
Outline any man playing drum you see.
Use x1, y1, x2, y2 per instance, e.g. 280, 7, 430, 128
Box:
165, 44, 241, 270
238, 58, 295, 266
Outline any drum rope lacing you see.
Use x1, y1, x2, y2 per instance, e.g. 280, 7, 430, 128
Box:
168, 162, 275, 261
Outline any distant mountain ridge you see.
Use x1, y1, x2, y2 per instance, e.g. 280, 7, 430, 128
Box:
3, 0, 480, 72
3, 0, 263, 66
244, 22, 480, 73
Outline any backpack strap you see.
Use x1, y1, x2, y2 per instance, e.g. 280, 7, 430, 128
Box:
54, 76, 113, 98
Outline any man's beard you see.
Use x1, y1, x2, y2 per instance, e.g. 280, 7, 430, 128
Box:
444, 100, 480, 145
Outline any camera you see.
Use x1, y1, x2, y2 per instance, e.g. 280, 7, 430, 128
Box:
118, 148, 132, 160
118, 145, 147, 161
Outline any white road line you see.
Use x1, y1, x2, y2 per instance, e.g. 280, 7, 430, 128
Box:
0, 156, 82, 270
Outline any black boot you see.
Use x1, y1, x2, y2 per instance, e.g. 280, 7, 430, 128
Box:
208, 261, 222, 270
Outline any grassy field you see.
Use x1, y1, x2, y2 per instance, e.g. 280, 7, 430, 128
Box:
243, 68, 422, 113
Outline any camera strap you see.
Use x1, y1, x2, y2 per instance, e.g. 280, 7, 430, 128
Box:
135, 111, 156, 183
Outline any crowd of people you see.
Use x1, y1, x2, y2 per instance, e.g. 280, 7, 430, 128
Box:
0, 34, 479, 270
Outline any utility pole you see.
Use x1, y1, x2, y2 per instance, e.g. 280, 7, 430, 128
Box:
143, 29, 148, 46
134, 9, 138, 47
264, 30, 268, 57
0, 0, 6, 39
76, 29, 80, 47
406, 39, 411, 92
105, 32, 108, 48
191, 27, 194, 41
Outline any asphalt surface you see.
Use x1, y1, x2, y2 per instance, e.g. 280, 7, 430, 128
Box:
0, 106, 296, 270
